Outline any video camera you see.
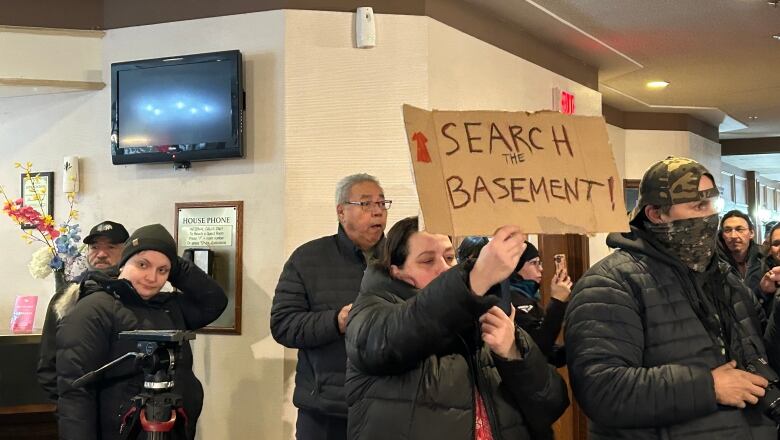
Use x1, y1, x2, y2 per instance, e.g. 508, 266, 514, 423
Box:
745, 357, 780, 424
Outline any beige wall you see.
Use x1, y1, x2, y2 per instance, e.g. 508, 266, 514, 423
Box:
281, 11, 604, 438
619, 128, 722, 183
590, 125, 722, 265
0, 10, 289, 440
0, 29, 103, 82
0, 8, 723, 440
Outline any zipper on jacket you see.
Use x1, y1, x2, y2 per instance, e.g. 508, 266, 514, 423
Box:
460, 332, 503, 440
472, 349, 504, 440
672, 265, 731, 363
459, 335, 478, 440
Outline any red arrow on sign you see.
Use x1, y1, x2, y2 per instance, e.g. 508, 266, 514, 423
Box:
412, 131, 431, 163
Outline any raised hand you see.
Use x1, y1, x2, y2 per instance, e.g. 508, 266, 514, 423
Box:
470, 226, 526, 296
759, 267, 780, 295
550, 268, 573, 302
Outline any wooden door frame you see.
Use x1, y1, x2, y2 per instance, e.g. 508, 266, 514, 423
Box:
538, 233, 590, 440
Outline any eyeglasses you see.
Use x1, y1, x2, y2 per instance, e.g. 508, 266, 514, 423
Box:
527, 259, 542, 268
723, 227, 750, 235
344, 200, 393, 211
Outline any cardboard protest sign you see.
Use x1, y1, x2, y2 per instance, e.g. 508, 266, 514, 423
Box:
403, 104, 629, 236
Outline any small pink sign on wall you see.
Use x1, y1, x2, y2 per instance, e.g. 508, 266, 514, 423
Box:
10, 295, 38, 333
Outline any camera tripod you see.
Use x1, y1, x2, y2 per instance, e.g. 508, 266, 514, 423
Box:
74, 330, 195, 440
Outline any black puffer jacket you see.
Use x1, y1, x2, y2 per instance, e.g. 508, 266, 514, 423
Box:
717, 237, 767, 312
566, 226, 780, 439
56, 259, 227, 440
271, 225, 382, 418
503, 278, 567, 367
38, 269, 104, 402
753, 255, 780, 309
345, 265, 569, 440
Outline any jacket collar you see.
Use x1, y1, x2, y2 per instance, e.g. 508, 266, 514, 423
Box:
607, 225, 729, 275
336, 223, 385, 263
80, 270, 169, 307
717, 234, 762, 266
360, 266, 418, 301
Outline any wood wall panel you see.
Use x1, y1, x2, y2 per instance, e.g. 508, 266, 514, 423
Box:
735, 176, 748, 206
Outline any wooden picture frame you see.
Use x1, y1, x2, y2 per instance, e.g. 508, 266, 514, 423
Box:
20, 171, 54, 229
175, 201, 243, 334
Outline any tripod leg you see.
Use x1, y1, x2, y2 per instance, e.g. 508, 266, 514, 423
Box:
119, 404, 142, 440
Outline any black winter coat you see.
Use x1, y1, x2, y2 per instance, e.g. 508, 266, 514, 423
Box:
503, 278, 567, 367
38, 282, 80, 402
717, 237, 768, 313
270, 225, 382, 417
345, 265, 569, 440
56, 259, 227, 440
565, 226, 780, 440
753, 255, 780, 311
38, 269, 99, 402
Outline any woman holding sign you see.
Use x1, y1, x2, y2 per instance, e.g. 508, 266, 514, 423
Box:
344, 216, 568, 440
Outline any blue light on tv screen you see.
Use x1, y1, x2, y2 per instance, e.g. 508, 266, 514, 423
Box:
117, 61, 233, 149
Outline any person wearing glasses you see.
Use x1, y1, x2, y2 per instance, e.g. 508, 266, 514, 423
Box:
566, 157, 780, 439
717, 210, 766, 309
458, 238, 571, 366
271, 173, 390, 440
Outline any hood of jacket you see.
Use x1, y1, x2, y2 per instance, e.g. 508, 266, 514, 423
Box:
360, 264, 420, 302
92, 271, 173, 307
53, 268, 119, 321
606, 225, 731, 276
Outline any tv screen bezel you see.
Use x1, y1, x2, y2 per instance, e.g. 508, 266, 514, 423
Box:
110, 50, 244, 166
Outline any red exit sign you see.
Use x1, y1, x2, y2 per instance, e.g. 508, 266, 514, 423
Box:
560, 91, 575, 115
552, 88, 575, 115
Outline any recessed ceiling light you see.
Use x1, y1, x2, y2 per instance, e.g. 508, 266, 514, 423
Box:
773, 34, 780, 41
646, 81, 670, 89
748, 115, 759, 120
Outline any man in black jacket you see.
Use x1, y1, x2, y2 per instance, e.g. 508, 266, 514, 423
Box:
37, 220, 129, 402
566, 157, 780, 439
718, 210, 765, 302
271, 173, 388, 440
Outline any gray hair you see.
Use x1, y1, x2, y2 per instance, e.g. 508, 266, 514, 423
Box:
335, 173, 382, 205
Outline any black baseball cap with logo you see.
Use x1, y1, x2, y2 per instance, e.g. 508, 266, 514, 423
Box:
83, 220, 130, 245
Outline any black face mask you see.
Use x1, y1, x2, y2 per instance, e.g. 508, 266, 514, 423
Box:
644, 213, 720, 272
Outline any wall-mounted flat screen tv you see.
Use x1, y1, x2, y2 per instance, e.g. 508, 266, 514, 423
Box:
111, 50, 244, 166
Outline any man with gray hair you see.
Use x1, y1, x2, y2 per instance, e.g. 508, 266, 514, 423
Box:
271, 173, 389, 440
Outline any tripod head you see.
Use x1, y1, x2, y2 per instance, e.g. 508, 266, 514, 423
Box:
119, 330, 195, 391
73, 330, 194, 389
73, 330, 195, 439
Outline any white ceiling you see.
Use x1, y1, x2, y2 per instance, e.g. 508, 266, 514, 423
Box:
464, 0, 780, 177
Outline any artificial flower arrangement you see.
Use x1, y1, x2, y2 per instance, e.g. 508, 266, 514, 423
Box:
1, 162, 86, 281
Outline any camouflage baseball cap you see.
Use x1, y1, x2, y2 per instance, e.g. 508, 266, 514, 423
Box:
630, 156, 720, 223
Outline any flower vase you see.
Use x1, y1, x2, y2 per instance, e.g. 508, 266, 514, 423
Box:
53, 269, 67, 296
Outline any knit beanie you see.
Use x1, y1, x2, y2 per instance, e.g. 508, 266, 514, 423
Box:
119, 224, 178, 269
515, 241, 539, 272
457, 236, 489, 263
